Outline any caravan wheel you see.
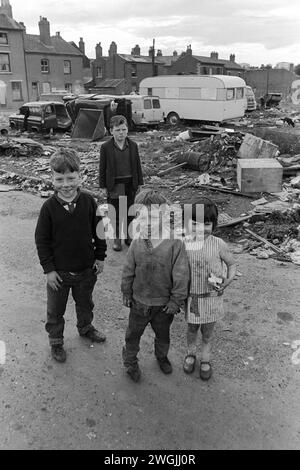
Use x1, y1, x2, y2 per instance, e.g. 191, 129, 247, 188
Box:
166, 112, 180, 126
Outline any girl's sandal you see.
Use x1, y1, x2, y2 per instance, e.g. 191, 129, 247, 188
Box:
199, 361, 212, 381
183, 354, 196, 374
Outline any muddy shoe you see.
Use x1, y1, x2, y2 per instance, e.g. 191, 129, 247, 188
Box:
126, 365, 141, 383
51, 345, 66, 363
199, 361, 212, 381
157, 357, 173, 374
84, 329, 106, 343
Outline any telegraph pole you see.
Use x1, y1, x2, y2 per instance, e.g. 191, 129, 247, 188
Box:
152, 38, 155, 76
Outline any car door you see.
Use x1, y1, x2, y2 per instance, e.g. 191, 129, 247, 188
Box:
152, 97, 163, 122
44, 104, 58, 130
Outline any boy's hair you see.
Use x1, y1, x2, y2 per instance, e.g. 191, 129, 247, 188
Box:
50, 148, 80, 173
110, 114, 128, 130
184, 197, 218, 231
135, 189, 169, 206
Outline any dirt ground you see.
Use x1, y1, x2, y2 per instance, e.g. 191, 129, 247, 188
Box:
0, 189, 300, 450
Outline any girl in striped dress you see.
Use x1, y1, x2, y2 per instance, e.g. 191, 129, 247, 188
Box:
183, 198, 236, 380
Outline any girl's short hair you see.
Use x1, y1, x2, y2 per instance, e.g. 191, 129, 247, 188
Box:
110, 115, 128, 129
135, 189, 169, 206
50, 148, 80, 173
184, 197, 218, 231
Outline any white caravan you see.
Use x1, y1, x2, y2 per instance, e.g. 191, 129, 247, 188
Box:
139, 75, 247, 125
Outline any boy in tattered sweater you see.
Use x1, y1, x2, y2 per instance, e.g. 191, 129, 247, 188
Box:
121, 189, 189, 382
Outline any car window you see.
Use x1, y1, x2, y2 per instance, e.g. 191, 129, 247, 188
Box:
152, 99, 160, 109
45, 105, 54, 115
144, 99, 152, 109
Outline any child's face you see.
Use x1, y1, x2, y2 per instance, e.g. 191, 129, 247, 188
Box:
52, 170, 80, 200
187, 220, 213, 238
137, 205, 164, 238
111, 123, 128, 144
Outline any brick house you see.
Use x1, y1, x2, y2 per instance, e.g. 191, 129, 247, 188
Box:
90, 42, 178, 94
168, 46, 243, 76
24, 17, 85, 100
0, 0, 28, 108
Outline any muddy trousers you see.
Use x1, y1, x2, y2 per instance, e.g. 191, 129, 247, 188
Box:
46, 268, 97, 346
107, 184, 136, 240
122, 301, 174, 367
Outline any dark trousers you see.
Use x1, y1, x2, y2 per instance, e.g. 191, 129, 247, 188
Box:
122, 300, 174, 367
107, 183, 136, 239
46, 268, 97, 346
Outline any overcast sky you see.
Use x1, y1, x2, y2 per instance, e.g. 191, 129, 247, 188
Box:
9, 0, 300, 66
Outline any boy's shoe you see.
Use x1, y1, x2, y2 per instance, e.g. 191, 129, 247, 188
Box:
84, 329, 106, 343
51, 345, 66, 363
199, 361, 212, 381
157, 357, 173, 374
113, 239, 122, 251
126, 364, 141, 383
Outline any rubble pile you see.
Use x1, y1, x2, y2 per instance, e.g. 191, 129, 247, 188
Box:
0, 138, 46, 158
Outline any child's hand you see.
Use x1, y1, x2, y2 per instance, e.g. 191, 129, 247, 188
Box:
123, 295, 132, 308
93, 259, 104, 275
47, 271, 62, 291
218, 279, 232, 292
163, 303, 179, 315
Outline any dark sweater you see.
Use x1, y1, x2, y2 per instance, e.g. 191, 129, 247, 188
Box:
35, 190, 107, 274
99, 137, 143, 191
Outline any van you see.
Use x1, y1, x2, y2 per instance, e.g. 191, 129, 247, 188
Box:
245, 86, 257, 111
9, 101, 72, 133
139, 75, 247, 125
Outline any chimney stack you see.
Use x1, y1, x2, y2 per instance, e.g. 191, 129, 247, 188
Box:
79, 37, 85, 54
95, 42, 103, 58
230, 53, 236, 62
186, 45, 192, 55
39, 16, 51, 46
149, 46, 154, 57
19, 21, 26, 32
131, 44, 141, 56
109, 41, 117, 57
210, 51, 219, 60
156, 49, 162, 57
0, 0, 13, 18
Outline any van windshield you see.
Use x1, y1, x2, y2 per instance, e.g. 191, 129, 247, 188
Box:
144, 99, 152, 109
153, 99, 160, 108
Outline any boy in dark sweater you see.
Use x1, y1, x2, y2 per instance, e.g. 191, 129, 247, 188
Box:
35, 149, 107, 362
121, 189, 190, 382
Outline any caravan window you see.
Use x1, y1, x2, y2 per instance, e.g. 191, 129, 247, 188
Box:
179, 88, 200, 99
200, 88, 217, 100
166, 88, 180, 99
236, 87, 244, 99
226, 88, 235, 100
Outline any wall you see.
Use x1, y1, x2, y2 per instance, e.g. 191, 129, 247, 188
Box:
0, 29, 28, 109
245, 69, 298, 99
25, 53, 84, 100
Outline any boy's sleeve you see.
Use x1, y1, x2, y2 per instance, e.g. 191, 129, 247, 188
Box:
34, 203, 56, 274
99, 144, 107, 189
121, 243, 136, 299
167, 241, 190, 310
91, 198, 107, 261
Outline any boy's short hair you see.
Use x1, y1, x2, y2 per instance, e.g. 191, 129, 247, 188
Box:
135, 189, 169, 207
50, 148, 80, 173
184, 197, 218, 231
110, 114, 128, 130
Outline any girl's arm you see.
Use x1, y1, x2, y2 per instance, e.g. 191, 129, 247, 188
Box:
219, 240, 236, 292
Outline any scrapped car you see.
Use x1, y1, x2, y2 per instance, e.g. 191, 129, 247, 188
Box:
9, 101, 72, 133
260, 93, 282, 108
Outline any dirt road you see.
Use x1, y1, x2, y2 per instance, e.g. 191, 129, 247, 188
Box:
0, 190, 299, 450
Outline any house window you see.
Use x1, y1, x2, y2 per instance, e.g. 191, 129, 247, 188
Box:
0, 53, 10, 72
131, 64, 137, 77
64, 60, 71, 74
96, 67, 102, 78
65, 83, 72, 93
41, 59, 49, 73
11, 81, 23, 101
0, 32, 8, 44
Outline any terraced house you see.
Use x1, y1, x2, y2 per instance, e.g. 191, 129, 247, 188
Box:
0, 0, 85, 108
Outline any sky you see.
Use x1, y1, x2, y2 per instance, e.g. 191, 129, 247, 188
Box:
8, 0, 300, 66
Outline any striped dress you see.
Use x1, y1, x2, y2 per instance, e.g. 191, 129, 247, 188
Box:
184, 235, 230, 324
